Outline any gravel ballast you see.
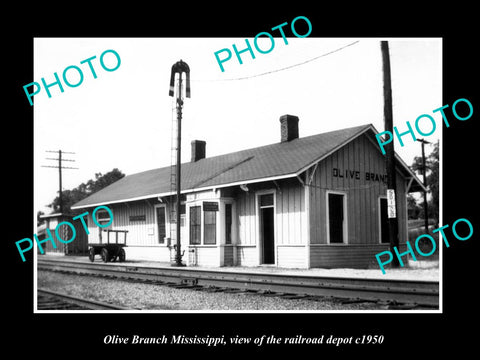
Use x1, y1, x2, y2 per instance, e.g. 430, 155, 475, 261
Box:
37, 271, 385, 311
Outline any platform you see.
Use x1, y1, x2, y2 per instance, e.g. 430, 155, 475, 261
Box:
36, 254, 440, 281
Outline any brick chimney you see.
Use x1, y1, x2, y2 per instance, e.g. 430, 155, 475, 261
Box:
191, 140, 206, 162
280, 114, 299, 142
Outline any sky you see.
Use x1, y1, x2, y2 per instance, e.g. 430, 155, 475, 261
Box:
33, 37, 442, 214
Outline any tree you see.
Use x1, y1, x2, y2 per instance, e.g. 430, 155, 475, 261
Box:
48, 168, 125, 214
411, 141, 439, 224
407, 194, 422, 219
37, 211, 45, 226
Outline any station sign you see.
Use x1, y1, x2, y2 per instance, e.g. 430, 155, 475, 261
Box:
203, 201, 219, 212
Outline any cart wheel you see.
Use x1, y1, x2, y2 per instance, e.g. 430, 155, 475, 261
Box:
88, 248, 95, 262
101, 248, 109, 263
119, 248, 126, 262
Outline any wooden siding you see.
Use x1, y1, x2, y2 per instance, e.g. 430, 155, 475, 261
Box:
84, 200, 175, 262
276, 179, 305, 246
234, 179, 307, 267
236, 180, 306, 246
236, 191, 257, 246
309, 133, 408, 246
223, 245, 234, 266
42, 216, 88, 255
85, 200, 169, 246
125, 246, 171, 262
236, 246, 257, 266
109, 202, 157, 246
308, 133, 409, 268
310, 243, 408, 268
277, 245, 306, 268
187, 246, 219, 266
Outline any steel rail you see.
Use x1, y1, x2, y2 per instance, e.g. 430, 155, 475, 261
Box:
37, 288, 131, 310
38, 259, 439, 307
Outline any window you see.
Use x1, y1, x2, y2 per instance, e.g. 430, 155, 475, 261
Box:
327, 192, 346, 244
190, 206, 201, 245
94, 210, 112, 227
260, 193, 274, 207
204, 210, 217, 244
156, 206, 166, 244
225, 203, 232, 245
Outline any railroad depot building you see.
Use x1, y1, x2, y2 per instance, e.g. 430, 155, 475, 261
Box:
37, 212, 89, 256
71, 115, 425, 268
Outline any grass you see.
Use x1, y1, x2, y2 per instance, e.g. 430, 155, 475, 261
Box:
407, 219, 440, 261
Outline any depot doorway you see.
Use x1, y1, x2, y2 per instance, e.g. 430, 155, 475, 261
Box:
327, 191, 347, 244
259, 193, 275, 265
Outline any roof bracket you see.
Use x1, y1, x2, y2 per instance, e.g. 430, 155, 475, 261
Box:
296, 174, 305, 187
406, 177, 415, 193
307, 162, 319, 186
273, 180, 282, 194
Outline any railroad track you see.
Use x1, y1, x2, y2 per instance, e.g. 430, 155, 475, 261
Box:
38, 259, 439, 308
37, 288, 130, 310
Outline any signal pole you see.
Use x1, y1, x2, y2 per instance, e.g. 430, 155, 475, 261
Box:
168, 60, 190, 266
42, 150, 78, 214
381, 41, 400, 267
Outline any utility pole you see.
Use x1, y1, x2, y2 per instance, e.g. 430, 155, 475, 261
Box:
380, 41, 400, 267
418, 138, 430, 233
42, 150, 78, 214
168, 60, 190, 266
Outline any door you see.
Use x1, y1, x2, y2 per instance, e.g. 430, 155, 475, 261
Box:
259, 193, 275, 264
261, 207, 275, 264
380, 197, 390, 243
328, 193, 345, 244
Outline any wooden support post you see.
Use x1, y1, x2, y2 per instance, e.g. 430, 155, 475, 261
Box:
419, 138, 430, 233
381, 41, 400, 267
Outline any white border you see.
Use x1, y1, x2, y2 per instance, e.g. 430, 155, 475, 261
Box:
34, 37, 442, 315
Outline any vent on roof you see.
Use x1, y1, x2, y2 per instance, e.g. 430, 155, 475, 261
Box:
280, 114, 299, 142
191, 140, 206, 162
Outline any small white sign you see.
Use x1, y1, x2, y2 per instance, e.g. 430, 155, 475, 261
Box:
387, 189, 396, 218
388, 206, 396, 218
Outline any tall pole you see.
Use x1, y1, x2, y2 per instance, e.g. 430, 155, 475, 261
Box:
175, 74, 183, 266
42, 150, 77, 214
169, 59, 190, 267
418, 139, 430, 233
381, 41, 400, 267
58, 150, 63, 214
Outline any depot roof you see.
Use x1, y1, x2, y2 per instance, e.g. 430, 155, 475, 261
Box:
71, 124, 425, 209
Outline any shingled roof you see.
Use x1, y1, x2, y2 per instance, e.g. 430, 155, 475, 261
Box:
71, 124, 424, 209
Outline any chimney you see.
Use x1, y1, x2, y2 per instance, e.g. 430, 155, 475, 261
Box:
191, 140, 206, 162
280, 114, 299, 142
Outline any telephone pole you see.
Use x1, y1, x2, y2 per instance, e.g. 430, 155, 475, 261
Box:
42, 150, 78, 214
418, 138, 430, 233
381, 41, 400, 267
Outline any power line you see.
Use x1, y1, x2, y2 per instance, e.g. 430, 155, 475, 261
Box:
193, 40, 360, 82
41, 150, 78, 214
